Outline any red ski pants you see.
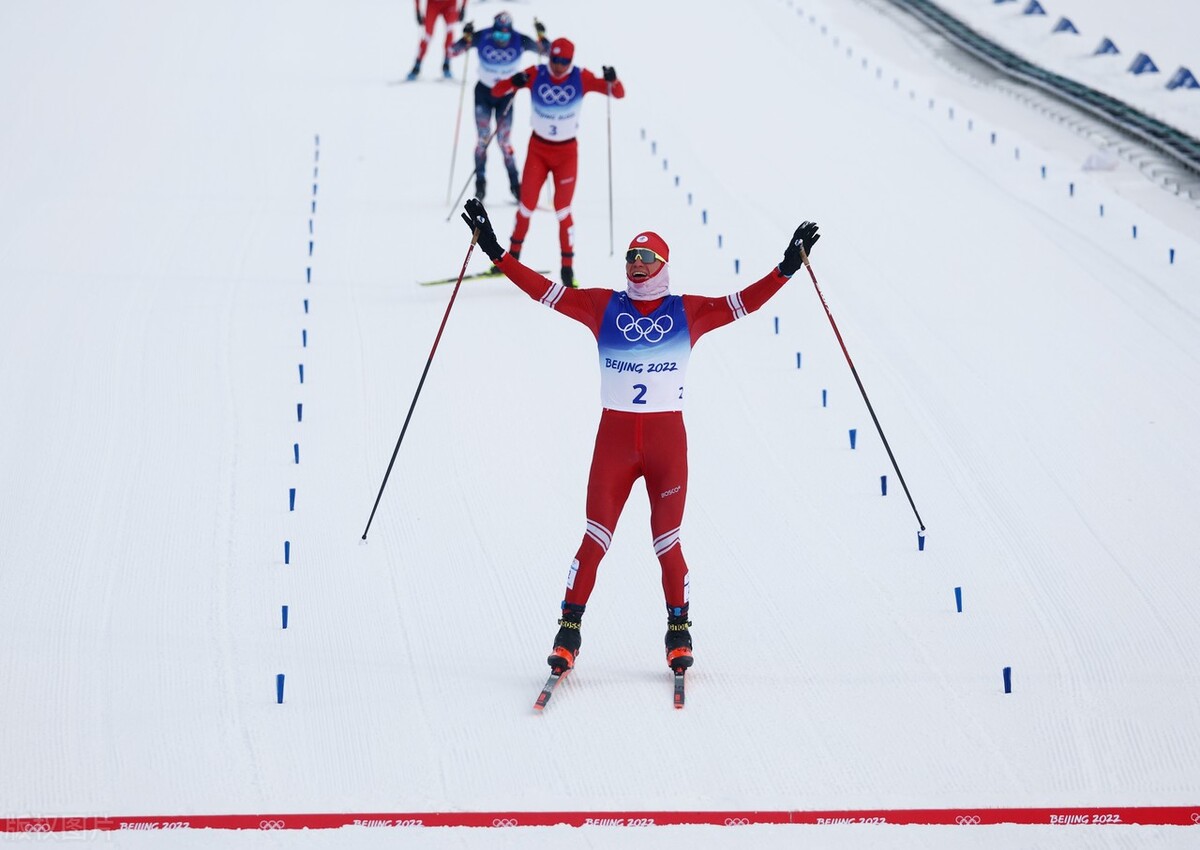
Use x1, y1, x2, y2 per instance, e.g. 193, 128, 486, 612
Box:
510, 135, 578, 267
415, 0, 458, 62
563, 409, 690, 611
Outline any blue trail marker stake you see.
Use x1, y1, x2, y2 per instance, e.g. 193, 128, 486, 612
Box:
917, 530, 926, 551
1041, 165, 1046, 179
276, 673, 285, 704
718, 234, 723, 248
289, 488, 296, 511
302, 329, 308, 347
297, 403, 303, 422
1132, 224, 1138, 239
306, 266, 311, 283
687, 192, 692, 205
303, 299, 309, 314
299, 364, 304, 384
796, 353, 802, 368
293, 443, 300, 464
774, 316, 780, 335
1099, 204, 1104, 217
651, 141, 656, 154
955, 586, 962, 612
311, 200, 316, 214
880, 475, 887, 495
308, 240, 314, 256
1069, 182, 1075, 197
308, 219, 313, 234
1169, 248, 1175, 264
849, 428, 857, 449
734, 258, 740, 274
1003, 666, 1012, 694
821, 389, 827, 407
702, 210, 708, 224
284, 540, 291, 564
282, 605, 289, 629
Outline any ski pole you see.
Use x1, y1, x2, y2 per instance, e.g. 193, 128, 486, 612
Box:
361, 229, 480, 540
445, 99, 514, 222
606, 81, 614, 256
445, 48, 471, 204
800, 248, 927, 536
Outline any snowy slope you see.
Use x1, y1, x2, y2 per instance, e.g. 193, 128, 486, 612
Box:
1, 0, 1198, 847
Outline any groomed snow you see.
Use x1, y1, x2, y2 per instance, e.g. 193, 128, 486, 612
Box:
1, 0, 1197, 847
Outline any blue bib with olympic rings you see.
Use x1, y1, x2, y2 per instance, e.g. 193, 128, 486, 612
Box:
597, 292, 692, 412
531, 66, 584, 141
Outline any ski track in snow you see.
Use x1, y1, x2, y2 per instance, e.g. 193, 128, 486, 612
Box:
1, 0, 1199, 847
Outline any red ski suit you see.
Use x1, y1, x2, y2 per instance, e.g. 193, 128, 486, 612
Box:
495, 253, 792, 610
413, 0, 461, 64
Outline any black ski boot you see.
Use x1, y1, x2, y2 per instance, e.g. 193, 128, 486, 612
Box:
474, 177, 486, 201
548, 602, 585, 672
442, 59, 452, 79
406, 60, 421, 81
665, 606, 693, 671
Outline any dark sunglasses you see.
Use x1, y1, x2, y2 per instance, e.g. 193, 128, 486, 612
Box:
549, 55, 572, 65
625, 248, 665, 264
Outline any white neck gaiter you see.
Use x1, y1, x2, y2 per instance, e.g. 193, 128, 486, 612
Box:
626, 265, 670, 301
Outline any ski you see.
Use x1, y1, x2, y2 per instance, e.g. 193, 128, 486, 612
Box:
418, 269, 550, 287
673, 668, 686, 709
534, 669, 568, 711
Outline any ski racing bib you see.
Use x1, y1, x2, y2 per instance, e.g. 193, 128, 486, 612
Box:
597, 292, 692, 412
530, 66, 583, 141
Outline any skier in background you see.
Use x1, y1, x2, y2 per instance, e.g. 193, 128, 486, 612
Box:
459, 197, 821, 676
492, 37, 624, 288
407, 0, 465, 81
448, 12, 549, 202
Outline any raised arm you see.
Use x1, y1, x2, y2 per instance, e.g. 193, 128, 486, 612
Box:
461, 199, 608, 333
684, 222, 820, 341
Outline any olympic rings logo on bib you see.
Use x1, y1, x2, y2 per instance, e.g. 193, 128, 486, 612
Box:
481, 45, 517, 63
536, 83, 576, 105
616, 312, 673, 343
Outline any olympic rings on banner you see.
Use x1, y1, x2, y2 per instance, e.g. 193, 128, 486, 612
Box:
1191, 812, 1200, 824
536, 84, 576, 105
956, 815, 982, 825
616, 312, 673, 343
724, 817, 751, 826
492, 817, 518, 827
259, 819, 286, 830
24, 823, 51, 833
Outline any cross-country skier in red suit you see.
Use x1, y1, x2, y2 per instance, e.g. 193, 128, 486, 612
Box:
407, 0, 466, 80
491, 37, 624, 288
460, 197, 821, 674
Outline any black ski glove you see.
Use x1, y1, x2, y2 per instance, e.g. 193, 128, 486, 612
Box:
462, 21, 474, 42
778, 221, 820, 276
602, 65, 618, 83
510, 70, 530, 89
462, 198, 505, 262
534, 18, 546, 39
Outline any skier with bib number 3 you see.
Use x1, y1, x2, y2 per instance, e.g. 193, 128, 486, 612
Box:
491, 37, 624, 288
460, 197, 821, 676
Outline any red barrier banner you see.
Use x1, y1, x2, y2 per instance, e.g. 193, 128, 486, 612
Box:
3, 806, 1198, 832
